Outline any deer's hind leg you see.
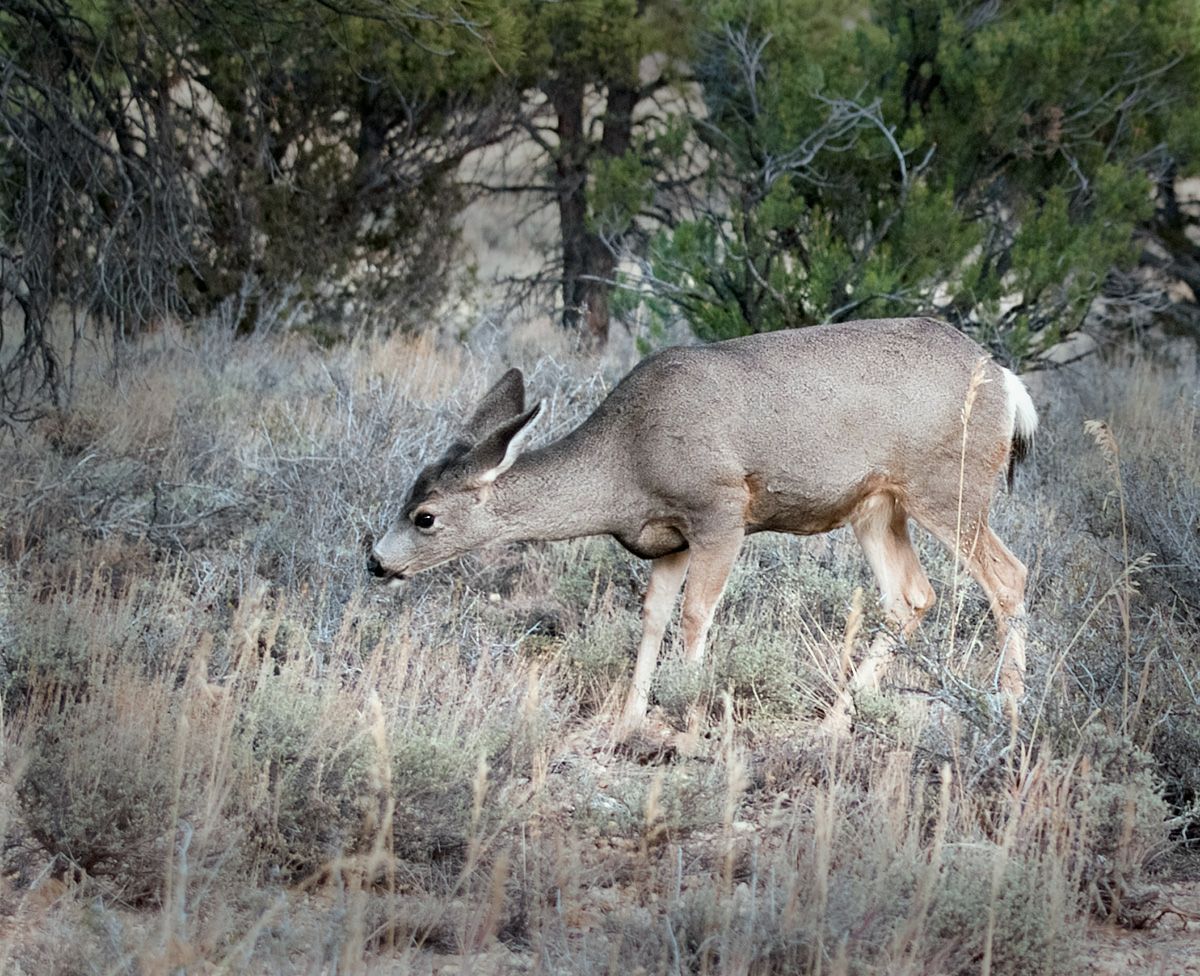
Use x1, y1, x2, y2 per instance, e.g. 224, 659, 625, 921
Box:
849, 492, 937, 692
911, 505, 1029, 699
953, 524, 1028, 697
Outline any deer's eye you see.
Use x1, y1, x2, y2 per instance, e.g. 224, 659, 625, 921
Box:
413, 511, 436, 530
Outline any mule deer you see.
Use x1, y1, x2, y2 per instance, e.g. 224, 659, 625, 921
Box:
368, 318, 1037, 736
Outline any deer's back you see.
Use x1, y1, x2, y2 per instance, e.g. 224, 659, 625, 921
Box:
583, 318, 1013, 536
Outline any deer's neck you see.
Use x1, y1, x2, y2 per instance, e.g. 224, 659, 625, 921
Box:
488, 433, 626, 543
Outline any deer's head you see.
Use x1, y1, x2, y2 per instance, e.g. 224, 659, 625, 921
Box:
368, 369, 542, 580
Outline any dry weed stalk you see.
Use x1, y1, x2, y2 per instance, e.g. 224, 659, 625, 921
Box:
1083, 419, 1150, 731
366, 692, 396, 951
0, 752, 31, 976
808, 763, 836, 975
951, 358, 990, 668
981, 706, 1023, 976
718, 692, 748, 899
891, 763, 952, 965
641, 769, 666, 856
823, 586, 863, 733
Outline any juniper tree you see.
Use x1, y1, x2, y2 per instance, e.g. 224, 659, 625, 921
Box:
601, 0, 1200, 361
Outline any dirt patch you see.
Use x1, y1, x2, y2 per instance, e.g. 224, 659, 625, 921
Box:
1081, 883, 1200, 974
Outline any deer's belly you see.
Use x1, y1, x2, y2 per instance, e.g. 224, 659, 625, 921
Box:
743, 474, 859, 536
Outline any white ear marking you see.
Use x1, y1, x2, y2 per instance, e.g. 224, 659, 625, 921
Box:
476, 400, 544, 485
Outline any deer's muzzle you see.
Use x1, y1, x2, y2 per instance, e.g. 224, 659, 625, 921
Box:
366, 553, 406, 582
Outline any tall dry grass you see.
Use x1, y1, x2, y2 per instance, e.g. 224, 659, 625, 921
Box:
0, 311, 1196, 974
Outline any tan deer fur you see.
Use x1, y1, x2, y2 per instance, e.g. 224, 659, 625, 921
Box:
369, 318, 1038, 737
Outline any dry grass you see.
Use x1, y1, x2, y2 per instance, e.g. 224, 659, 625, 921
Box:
0, 312, 1196, 974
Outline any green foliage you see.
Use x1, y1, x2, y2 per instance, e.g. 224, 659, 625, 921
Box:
182, 0, 518, 323
507, 0, 689, 338
589, 153, 653, 237
919, 846, 1079, 976
558, 615, 639, 712
635, 0, 1199, 359
1072, 729, 1171, 875
708, 625, 805, 719
390, 728, 483, 857
1010, 166, 1154, 331
517, 0, 648, 84
650, 658, 707, 727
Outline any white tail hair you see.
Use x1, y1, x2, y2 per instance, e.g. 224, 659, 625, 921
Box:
1002, 367, 1038, 482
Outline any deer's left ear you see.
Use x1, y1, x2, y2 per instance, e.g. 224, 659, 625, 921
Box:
465, 401, 544, 486
466, 368, 526, 435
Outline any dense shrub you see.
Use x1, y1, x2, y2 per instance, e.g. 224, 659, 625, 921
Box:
610, 0, 1200, 360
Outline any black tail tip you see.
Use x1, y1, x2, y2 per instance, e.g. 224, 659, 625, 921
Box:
1011, 430, 1034, 466
1007, 431, 1035, 491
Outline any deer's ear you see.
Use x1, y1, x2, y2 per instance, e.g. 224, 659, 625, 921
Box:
466, 369, 525, 437
466, 401, 543, 486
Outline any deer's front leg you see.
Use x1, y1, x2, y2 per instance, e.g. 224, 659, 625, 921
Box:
670, 529, 744, 742
616, 549, 690, 739
679, 530, 745, 664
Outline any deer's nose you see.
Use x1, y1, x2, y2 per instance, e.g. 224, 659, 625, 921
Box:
366, 554, 386, 577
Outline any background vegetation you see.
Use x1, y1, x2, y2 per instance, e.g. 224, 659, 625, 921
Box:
3, 0, 1200, 420
2, 0, 1200, 972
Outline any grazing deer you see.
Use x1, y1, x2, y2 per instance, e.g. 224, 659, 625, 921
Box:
368, 318, 1037, 737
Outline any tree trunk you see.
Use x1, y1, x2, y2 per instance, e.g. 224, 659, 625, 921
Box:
547, 77, 639, 346
548, 73, 609, 342
354, 77, 387, 205
583, 80, 637, 343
